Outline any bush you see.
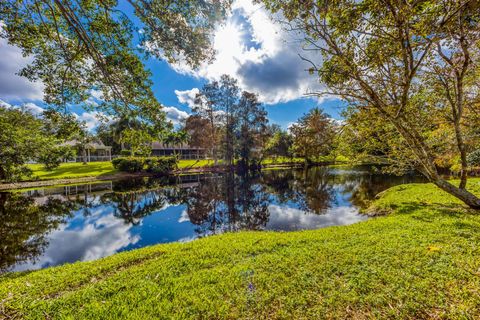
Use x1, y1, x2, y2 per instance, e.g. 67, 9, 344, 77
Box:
467, 149, 480, 167
111, 157, 145, 173
120, 150, 132, 156
144, 157, 177, 174
112, 156, 177, 174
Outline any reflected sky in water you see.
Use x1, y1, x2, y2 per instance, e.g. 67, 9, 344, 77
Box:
0, 166, 425, 272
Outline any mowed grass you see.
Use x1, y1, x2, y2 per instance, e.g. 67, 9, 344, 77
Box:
2, 179, 480, 319
25, 160, 219, 181
27, 162, 118, 180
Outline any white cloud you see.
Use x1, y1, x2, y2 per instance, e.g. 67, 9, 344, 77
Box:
0, 99, 45, 115
164, 106, 189, 125
75, 111, 105, 131
0, 33, 44, 100
13, 209, 140, 272
175, 88, 200, 108
266, 204, 367, 231
0, 99, 12, 109
23, 102, 44, 115
169, 0, 323, 104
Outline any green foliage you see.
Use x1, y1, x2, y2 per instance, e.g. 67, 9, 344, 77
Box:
111, 157, 144, 173
0, 0, 231, 122
144, 157, 177, 174
234, 92, 268, 165
258, 0, 480, 206
119, 128, 154, 157
0, 107, 59, 181
2, 180, 480, 318
264, 130, 293, 160
290, 108, 337, 162
37, 146, 76, 171
467, 150, 480, 167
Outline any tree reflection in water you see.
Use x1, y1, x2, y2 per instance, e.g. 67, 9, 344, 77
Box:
0, 193, 76, 272
1, 166, 425, 272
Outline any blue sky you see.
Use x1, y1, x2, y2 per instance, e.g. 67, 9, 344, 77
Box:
0, 0, 345, 130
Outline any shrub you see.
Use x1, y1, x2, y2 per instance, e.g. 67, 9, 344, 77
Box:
144, 156, 177, 174
111, 157, 145, 173
120, 150, 132, 156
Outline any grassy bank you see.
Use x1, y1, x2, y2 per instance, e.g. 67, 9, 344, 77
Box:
24, 158, 304, 182
26, 160, 217, 181
2, 180, 480, 319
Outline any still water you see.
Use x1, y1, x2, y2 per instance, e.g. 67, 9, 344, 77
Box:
0, 166, 425, 272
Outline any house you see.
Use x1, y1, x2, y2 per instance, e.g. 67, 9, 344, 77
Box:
63, 140, 113, 162
151, 142, 206, 160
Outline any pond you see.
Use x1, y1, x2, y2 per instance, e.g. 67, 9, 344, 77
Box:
0, 165, 426, 272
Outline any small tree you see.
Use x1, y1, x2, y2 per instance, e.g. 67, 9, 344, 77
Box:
119, 128, 153, 157
290, 108, 336, 164
234, 92, 269, 167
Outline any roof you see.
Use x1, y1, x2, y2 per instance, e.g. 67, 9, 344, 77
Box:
62, 140, 112, 150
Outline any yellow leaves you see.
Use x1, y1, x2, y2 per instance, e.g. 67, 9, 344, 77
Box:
427, 245, 441, 252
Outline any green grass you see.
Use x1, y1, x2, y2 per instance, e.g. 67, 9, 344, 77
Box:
2, 180, 480, 318
27, 162, 118, 180
25, 160, 218, 181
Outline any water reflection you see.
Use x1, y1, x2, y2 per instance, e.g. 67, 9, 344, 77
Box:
0, 166, 425, 272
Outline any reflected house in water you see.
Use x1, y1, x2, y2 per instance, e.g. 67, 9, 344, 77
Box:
150, 141, 206, 160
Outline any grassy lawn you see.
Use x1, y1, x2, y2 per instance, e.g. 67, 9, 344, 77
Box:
25, 160, 217, 181
27, 162, 118, 180
2, 180, 480, 318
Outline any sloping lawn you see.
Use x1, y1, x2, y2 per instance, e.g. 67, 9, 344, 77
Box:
27, 162, 118, 180
1, 179, 480, 319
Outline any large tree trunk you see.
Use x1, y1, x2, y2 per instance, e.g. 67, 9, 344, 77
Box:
453, 119, 468, 190
384, 112, 480, 210
433, 178, 480, 209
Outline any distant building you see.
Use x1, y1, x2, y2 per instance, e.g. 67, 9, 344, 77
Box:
151, 142, 206, 160
63, 140, 113, 162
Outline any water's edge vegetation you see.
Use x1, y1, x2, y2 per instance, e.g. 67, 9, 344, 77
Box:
1, 179, 480, 319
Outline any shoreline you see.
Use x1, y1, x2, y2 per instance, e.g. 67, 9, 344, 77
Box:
0, 162, 308, 191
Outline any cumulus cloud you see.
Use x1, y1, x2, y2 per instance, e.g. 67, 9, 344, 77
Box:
14, 209, 140, 272
175, 88, 200, 108
75, 111, 106, 131
164, 106, 189, 125
0, 99, 45, 115
0, 34, 44, 100
169, 0, 323, 104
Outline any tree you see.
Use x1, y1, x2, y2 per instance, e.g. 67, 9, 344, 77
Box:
289, 108, 336, 164
164, 130, 189, 159
184, 114, 216, 159
119, 128, 153, 157
234, 92, 269, 167
193, 75, 240, 166
0, 0, 231, 122
0, 106, 79, 181
264, 129, 294, 161
260, 0, 480, 208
